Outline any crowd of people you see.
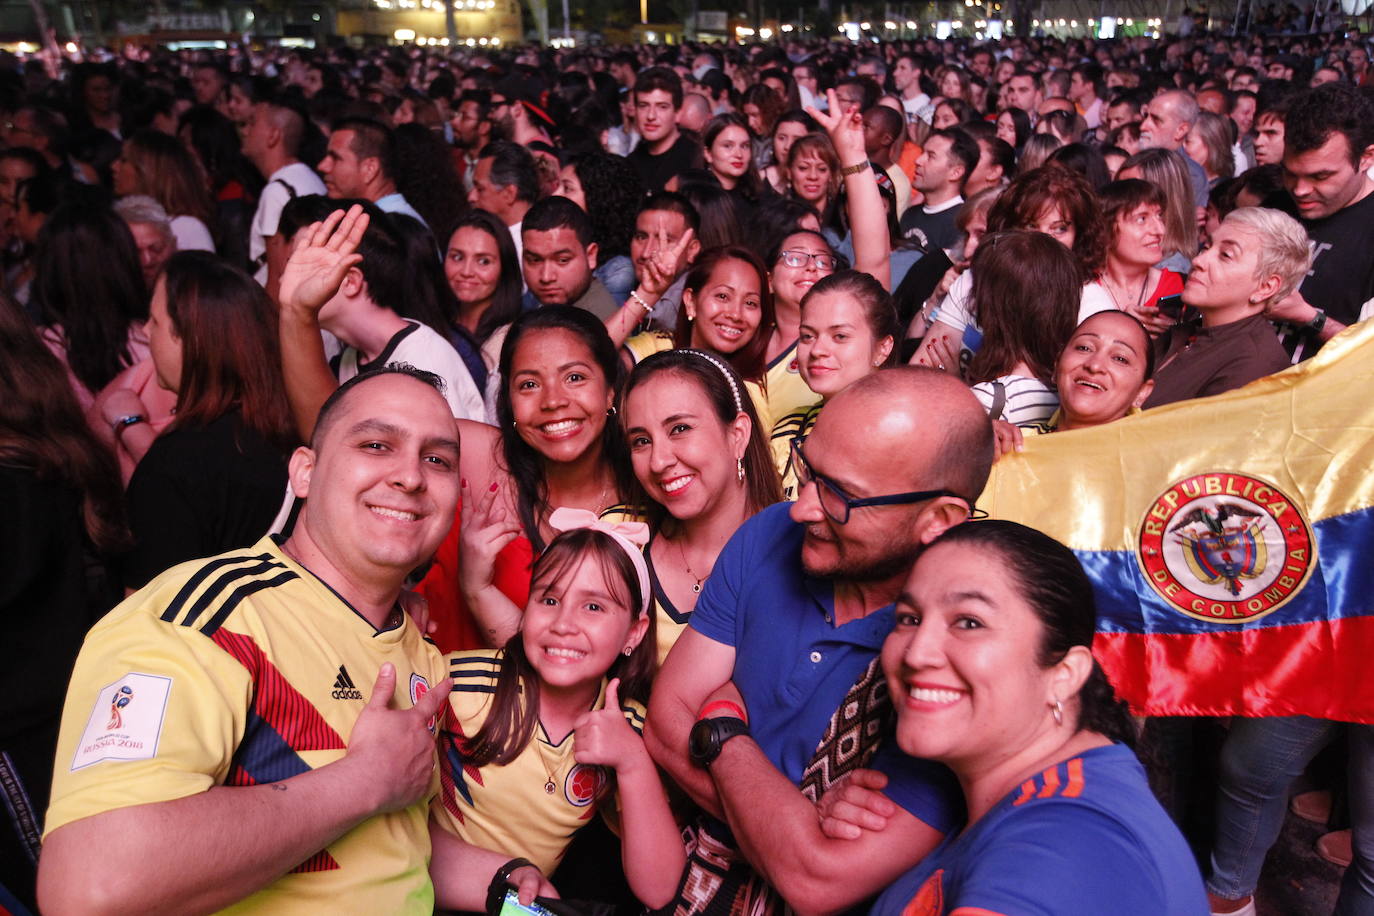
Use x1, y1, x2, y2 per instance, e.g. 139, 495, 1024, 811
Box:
2, 23, 1372, 916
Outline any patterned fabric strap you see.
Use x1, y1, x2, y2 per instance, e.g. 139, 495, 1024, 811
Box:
798, 657, 894, 803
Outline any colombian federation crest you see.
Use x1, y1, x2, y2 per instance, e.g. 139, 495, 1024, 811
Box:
1137, 472, 1315, 623
564, 763, 606, 807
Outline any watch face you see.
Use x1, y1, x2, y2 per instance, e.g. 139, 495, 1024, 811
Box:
689, 718, 716, 763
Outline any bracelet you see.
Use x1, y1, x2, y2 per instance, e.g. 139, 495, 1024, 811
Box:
698, 699, 748, 723
628, 289, 652, 313
112, 414, 146, 438
486, 857, 538, 913
840, 160, 871, 176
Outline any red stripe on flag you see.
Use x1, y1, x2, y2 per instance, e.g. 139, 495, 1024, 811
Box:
1095, 616, 1374, 723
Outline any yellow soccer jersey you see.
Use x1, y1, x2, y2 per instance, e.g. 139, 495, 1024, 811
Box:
770, 402, 824, 501
760, 341, 821, 432
433, 650, 647, 875
46, 537, 448, 915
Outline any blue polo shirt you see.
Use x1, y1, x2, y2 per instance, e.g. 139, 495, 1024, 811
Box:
690, 503, 961, 831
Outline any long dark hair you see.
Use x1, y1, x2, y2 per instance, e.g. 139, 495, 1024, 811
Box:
33, 203, 148, 395
446, 208, 523, 343
966, 231, 1080, 385
673, 245, 774, 385
161, 252, 297, 454
619, 349, 782, 532
121, 128, 216, 227
0, 295, 128, 554
495, 307, 631, 552
463, 528, 657, 767
933, 519, 1137, 747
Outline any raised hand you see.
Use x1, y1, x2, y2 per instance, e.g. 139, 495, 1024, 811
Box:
344, 662, 452, 814
638, 223, 697, 302
573, 679, 647, 774
457, 479, 522, 600
806, 88, 867, 166
277, 205, 370, 317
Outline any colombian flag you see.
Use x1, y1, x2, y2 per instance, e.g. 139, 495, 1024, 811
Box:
980, 320, 1374, 723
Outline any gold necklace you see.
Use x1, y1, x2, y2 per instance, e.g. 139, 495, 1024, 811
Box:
535, 732, 560, 795
673, 537, 708, 593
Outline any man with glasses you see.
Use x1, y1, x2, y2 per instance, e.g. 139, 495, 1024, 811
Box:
646, 368, 994, 914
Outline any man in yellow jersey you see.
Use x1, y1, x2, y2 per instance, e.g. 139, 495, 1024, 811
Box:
38, 367, 458, 914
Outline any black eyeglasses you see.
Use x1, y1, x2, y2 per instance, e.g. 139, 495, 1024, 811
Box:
789, 437, 965, 525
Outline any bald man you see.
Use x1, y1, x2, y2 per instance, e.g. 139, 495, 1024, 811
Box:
646, 368, 994, 915
676, 93, 712, 134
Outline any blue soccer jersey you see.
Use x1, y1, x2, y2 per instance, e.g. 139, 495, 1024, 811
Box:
869, 743, 1208, 916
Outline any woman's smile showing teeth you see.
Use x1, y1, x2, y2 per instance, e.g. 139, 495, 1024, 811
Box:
539, 419, 583, 438
904, 682, 966, 709
542, 645, 588, 661
661, 474, 694, 494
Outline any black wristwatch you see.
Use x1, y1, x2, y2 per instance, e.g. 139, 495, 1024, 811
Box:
689, 716, 750, 767
1306, 308, 1328, 335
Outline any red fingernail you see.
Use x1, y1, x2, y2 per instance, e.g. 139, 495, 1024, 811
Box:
489, 482, 499, 492
461, 477, 468, 488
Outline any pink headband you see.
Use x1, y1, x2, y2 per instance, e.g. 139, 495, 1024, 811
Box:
547, 507, 652, 616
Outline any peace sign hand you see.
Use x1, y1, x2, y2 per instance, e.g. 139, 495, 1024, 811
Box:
457, 478, 522, 599
640, 226, 696, 300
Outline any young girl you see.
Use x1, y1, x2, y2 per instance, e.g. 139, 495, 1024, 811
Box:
430, 512, 684, 910
621, 349, 781, 662
771, 271, 897, 499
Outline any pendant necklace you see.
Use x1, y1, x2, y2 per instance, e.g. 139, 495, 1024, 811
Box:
675, 538, 707, 593
536, 738, 559, 794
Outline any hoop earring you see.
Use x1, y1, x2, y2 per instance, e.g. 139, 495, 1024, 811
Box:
607, 405, 617, 416
1050, 698, 1064, 726
622, 646, 633, 657
736, 458, 745, 483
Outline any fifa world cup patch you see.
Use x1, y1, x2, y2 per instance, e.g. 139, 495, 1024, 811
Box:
72, 673, 173, 771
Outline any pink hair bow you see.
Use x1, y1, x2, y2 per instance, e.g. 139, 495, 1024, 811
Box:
548, 507, 652, 615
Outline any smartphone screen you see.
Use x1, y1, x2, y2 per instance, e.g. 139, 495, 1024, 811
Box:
499, 888, 559, 916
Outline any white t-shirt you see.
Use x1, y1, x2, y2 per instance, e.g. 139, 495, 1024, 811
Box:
170, 215, 215, 253
334, 320, 485, 422
251, 162, 327, 283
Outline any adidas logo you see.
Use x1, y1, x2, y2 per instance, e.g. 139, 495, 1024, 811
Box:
331, 665, 363, 700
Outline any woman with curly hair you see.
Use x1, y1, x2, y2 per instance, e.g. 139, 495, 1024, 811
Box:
910, 165, 1114, 376
556, 150, 646, 306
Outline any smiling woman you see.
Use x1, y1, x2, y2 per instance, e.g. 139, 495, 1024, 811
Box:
415, 307, 633, 652
863, 521, 1207, 915
619, 349, 781, 661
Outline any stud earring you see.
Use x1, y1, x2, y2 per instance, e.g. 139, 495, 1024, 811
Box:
622, 646, 633, 657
